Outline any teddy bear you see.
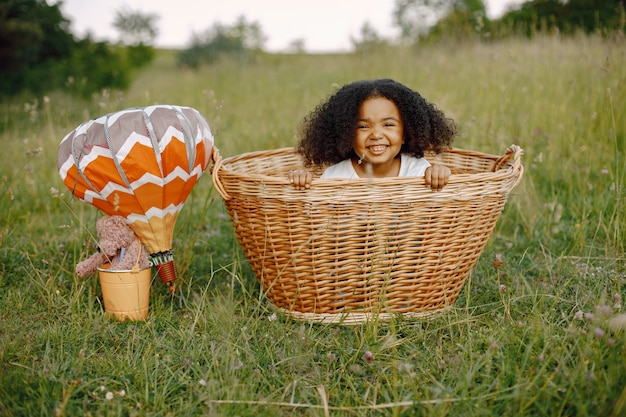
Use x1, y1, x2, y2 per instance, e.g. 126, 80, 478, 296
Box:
76, 215, 150, 277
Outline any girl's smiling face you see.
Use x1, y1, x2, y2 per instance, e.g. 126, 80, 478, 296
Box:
352, 97, 404, 177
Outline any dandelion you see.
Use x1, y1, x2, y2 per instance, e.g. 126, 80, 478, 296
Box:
363, 351, 374, 363
105, 392, 114, 401
199, 379, 207, 386
267, 312, 277, 322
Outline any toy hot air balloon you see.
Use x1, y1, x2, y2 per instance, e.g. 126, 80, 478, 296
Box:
57, 105, 214, 291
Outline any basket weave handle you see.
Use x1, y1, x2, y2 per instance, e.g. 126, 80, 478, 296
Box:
491, 144, 524, 189
211, 149, 232, 200
492, 144, 523, 171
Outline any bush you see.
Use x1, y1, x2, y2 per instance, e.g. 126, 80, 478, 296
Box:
177, 17, 265, 68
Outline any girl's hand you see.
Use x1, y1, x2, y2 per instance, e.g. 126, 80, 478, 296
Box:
424, 164, 451, 191
288, 169, 313, 190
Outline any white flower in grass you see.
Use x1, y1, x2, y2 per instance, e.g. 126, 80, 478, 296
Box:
594, 327, 605, 339
268, 312, 277, 322
119, 390, 126, 397
105, 391, 114, 401
199, 379, 207, 386
574, 310, 584, 321
614, 293, 622, 310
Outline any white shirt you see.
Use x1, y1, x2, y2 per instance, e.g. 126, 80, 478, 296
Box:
320, 154, 431, 179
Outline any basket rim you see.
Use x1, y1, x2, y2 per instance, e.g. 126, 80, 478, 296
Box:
212, 145, 524, 201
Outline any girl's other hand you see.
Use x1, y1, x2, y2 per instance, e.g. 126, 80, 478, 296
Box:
288, 169, 313, 190
424, 164, 451, 191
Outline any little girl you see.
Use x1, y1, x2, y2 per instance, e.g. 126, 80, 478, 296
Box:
289, 79, 456, 190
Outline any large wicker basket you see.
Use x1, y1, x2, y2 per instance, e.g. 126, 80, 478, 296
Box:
212, 146, 524, 324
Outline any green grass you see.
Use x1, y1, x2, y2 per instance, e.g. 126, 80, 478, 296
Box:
1, 34, 625, 416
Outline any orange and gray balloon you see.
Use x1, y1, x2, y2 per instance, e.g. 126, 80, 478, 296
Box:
57, 105, 214, 291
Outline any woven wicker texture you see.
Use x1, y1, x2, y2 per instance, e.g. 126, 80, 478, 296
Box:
213, 146, 524, 323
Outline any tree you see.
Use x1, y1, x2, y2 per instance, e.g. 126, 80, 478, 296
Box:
112, 8, 159, 68
393, 0, 446, 39
286, 38, 306, 53
177, 16, 266, 68
393, 0, 486, 40
113, 7, 159, 45
495, 0, 625, 37
0, 0, 75, 95
351, 22, 388, 51
426, 0, 489, 41
229, 15, 265, 50
0, 0, 145, 99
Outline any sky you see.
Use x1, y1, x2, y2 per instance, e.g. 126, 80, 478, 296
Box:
58, 0, 526, 53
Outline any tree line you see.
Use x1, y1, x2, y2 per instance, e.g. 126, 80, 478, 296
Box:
0, 0, 155, 98
1, 0, 624, 99
395, 0, 625, 42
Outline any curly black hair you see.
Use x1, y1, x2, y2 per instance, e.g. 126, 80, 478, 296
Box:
297, 79, 456, 167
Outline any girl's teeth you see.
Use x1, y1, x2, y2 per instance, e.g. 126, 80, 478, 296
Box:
370, 146, 387, 152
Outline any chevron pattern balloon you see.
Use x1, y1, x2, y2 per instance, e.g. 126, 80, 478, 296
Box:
57, 105, 214, 291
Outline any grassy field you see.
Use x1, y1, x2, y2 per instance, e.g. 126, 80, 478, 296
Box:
1, 34, 625, 416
